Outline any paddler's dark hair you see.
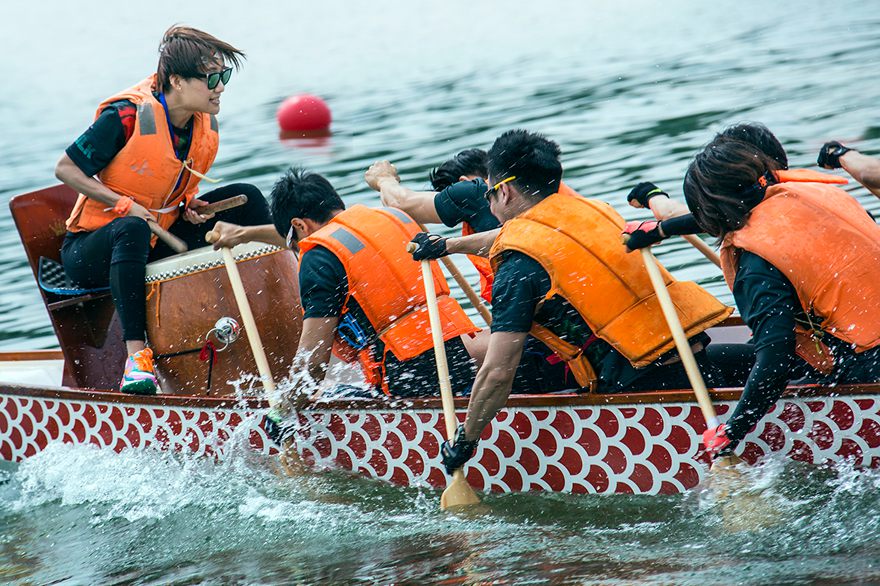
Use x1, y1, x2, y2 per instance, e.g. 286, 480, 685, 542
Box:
718, 123, 788, 170
487, 129, 562, 199
157, 25, 245, 93
270, 167, 345, 237
429, 149, 488, 191
683, 138, 784, 239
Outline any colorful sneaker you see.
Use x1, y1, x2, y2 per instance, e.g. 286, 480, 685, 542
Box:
702, 423, 731, 456
120, 348, 158, 395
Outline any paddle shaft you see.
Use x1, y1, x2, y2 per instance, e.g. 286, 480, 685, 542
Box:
149, 221, 188, 254
219, 247, 277, 397
640, 248, 720, 428
418, 256, 481, 508
419, 259, 458, 438
415, 222, 493, 327
682, 234, 721, 268
645, 199, 721, 268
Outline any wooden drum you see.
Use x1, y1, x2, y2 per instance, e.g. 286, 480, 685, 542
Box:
145, 243, 302, 397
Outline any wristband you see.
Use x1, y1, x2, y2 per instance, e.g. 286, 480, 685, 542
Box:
113, 197, 133, 216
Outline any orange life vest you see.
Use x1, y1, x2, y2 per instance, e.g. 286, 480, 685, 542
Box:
66, 74, 219, 239
460, 221, 495, 304
300, 205, 478, 392
490, 192, 732, 390
462, 180, 581, 304
720, 169, 880, 371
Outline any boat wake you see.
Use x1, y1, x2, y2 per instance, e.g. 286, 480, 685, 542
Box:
2, 443, 880, 585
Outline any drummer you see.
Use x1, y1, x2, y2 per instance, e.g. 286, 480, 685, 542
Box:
56, 26, 274, 396
209, 167, 483, 401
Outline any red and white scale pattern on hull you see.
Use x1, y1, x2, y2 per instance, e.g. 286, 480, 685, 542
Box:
0, 397, 270, 461
2, 394, 879, 494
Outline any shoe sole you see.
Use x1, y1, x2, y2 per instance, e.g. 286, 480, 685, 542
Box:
121, 380, 158, 396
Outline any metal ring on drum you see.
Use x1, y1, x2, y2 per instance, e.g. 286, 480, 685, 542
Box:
144, 242, 303, 397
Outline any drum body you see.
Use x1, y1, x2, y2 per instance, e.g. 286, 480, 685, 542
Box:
145, 243, 301, 396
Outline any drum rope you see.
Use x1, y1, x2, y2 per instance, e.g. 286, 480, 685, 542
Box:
153, 339, 218, 394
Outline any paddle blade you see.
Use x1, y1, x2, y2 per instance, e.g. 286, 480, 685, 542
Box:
277, 437, 307, 477
440, 470, 481, 510
706, 454, 782, 531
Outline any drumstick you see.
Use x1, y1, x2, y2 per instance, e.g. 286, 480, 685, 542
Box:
149, 221, 188, 254
197, 194, 249, 216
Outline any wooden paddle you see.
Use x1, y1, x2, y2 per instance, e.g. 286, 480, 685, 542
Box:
414, 222, 492, 327
206, 231, 303, 472
409, 243, 481, 509
639, 248, 739, 470
641, 247, 785, 532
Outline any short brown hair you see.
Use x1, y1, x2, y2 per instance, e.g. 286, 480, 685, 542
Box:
156, 25, 245, 92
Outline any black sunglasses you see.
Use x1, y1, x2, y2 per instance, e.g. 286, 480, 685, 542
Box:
204, 67, 233, 90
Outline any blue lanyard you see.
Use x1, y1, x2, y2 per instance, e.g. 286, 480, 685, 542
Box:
157, 92, 193, 163
157, 92, 194, 193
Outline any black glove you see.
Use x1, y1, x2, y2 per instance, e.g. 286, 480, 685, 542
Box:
262, 408, 292, 446
626, 182, 669, 208
440, 424, 479, 475
817, 141, 854, 169
621, 220, 666, 252
409, 232, 448, 261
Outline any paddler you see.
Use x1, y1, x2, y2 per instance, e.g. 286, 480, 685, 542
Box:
417, 129, 738, 476
366, 151, 586, 305
633, 129, 880, 460
817, 140, 880, 200
56, 26, 274, 395
208, 168, 484, 413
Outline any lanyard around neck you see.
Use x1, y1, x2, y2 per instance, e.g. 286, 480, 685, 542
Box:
157, 92, 193, 162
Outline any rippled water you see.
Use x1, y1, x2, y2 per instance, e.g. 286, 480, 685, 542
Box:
2, 0, 880, 583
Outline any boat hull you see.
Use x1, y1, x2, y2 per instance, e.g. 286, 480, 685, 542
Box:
3, 382, 879, 495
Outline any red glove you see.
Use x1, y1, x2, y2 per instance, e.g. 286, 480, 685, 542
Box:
621, 220, 665, 252
702, 423, 731, 456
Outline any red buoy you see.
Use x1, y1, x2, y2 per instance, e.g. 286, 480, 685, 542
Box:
276, 95, 331, 134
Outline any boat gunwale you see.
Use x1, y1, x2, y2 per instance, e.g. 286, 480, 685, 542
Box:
2, 379, 879, 411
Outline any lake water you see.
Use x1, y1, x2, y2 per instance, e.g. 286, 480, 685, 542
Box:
1, 0, 880, 584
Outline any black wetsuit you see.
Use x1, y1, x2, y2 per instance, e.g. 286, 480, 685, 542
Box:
433, 178, 501, 233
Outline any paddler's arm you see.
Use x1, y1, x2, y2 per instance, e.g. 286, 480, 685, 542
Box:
445, 228, 500, 257
208, 221, 287, 249
717, 251, 798, 455
365, 160, 443, 223
818, 141, 880, 199
626, 181, 691, 220
462, 331, 527, 441
55, 153, 155, 222
295, 317, 340, 390
839, 151, 880, 199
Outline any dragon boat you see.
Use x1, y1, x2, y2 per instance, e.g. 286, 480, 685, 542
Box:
2, 184, 879, 495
